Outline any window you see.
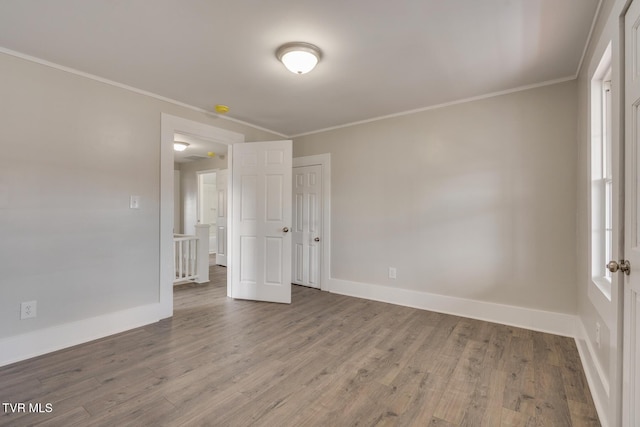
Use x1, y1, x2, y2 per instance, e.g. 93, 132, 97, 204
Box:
590, 47, 612, 300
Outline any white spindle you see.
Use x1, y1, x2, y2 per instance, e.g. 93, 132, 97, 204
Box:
173, 225, 209, 284
173, 234, 200, 284
178, 240, 183, 279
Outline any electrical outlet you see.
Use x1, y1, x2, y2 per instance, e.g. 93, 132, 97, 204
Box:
20, 301, 37, 320
388, 267, 397, 279
595, 322, 601, 348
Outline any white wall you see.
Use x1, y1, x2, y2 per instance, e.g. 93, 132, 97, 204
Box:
0, 51, 279, 362
294, 81, 578, 314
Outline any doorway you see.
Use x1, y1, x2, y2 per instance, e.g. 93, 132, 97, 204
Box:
161, 116, 331, 315
161, 115, 301, 312
160, 114, 244, 316
195, 169, 228, 267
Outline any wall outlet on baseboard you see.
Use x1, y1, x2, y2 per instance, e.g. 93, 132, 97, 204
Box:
388, 267, 397, 279
20, 301, 37, 320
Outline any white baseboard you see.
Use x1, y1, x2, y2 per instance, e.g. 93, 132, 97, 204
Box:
328, 277, 577, 337
574, 319, 610, 427
0, 303, 162, 368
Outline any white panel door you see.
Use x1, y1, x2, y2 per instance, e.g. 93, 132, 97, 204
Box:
216, 170, 228, 266
292, 165, 322, 288
231, 141, 292, 303
624, 2, 640, 425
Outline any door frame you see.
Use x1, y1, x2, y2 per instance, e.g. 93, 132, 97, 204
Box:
293, 154, 331, 292
160, 113, 244, 317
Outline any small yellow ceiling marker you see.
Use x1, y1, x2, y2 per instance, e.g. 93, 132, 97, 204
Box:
215, 104, 229, 114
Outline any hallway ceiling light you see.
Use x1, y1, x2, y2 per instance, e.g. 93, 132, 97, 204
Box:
276, 42, 321, 74
174, 141, 189, 152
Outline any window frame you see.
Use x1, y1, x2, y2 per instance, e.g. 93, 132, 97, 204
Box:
590, 47, 613, 302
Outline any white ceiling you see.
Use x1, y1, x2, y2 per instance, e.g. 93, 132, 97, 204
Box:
0, 0, 600, 137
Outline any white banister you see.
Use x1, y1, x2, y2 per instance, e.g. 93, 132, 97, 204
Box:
173, 224, 210, 284
173, 235, 198, 283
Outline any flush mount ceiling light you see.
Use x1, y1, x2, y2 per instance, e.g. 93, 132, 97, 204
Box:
276, 42, 322, 74
173, 141, 189, 152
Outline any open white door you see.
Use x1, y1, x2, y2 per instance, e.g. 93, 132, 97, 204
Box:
624, 2, 640, 424
216, 169, 228, 266
231, 140, 292, 303
292, 165, 322, 288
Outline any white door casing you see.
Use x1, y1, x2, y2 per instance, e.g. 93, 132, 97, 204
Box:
231, 140, 292, 303
624, 2, 640, 425
292, 165, 322, 288
217, 169, 228, 266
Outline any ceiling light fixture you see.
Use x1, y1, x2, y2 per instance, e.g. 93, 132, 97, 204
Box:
173, 141, 189, 152
276, 42, 322, 74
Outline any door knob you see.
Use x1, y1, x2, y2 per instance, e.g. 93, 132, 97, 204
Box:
607, 260, 631, 275
314, 237, 320, 242
620, 260, 631, 275
282, 227, 289, 233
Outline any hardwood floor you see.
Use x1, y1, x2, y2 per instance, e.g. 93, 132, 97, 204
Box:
0, 264, 600, 426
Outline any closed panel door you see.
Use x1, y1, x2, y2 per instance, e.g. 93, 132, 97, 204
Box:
624, 2, 640, 425
292, 165, 322, 288
216, 170, 228, 266
231, 141, 292, 303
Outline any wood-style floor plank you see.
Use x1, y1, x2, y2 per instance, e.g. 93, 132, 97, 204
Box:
0, 262, 600, 426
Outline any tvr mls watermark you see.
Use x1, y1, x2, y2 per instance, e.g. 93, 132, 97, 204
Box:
2, 402, 53, 414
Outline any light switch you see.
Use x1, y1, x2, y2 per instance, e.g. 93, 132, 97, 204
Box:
130, 195, 140, 209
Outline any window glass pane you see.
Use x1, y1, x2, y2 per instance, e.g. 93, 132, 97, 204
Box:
590, 62, 613, 293
604, 81, 613, 180
606, 180, 612, 229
